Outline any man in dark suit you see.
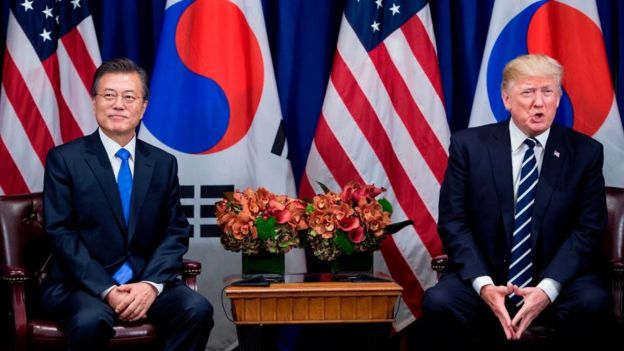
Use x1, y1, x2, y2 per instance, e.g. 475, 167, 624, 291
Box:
421, 54, 614, 350
42, 58, 213, 350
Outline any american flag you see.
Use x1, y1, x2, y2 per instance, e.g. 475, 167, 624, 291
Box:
300, 0, 450, 330
0, 0, 101, 195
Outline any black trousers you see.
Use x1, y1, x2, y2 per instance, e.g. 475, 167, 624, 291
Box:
419, 272, 616, 351
48, 280, 214, 351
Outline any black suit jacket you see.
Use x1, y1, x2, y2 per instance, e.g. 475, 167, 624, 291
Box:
42, 131, 190, 308
438, 120, 607, 286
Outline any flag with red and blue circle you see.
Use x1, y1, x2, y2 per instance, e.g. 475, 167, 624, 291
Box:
470, 0, 624, 187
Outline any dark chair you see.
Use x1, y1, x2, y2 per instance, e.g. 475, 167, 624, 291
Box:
0, 192, 202, 350
431, 186, 624, 340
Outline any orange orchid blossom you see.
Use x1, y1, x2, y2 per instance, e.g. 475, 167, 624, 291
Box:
216, 187, 308, 255
305, 181, 396, 261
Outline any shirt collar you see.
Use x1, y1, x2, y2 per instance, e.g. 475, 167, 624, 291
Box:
509, 119, 549, 152
98, 128, 136, 161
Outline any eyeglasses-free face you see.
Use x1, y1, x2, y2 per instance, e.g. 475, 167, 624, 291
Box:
92, 72, 147, 146
502, 75, 561, 138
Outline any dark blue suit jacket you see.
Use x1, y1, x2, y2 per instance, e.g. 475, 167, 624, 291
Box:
438, 120, 607, 287
42, 131, 190, 308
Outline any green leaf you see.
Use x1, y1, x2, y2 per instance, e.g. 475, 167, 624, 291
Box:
306, 203, 315, 214
385, 219, 413, 235
255, 217, 277, 241
334, 230, 355, 255
316, 181, 332, 194
378, 198, 393, 213
278, 239, 293, 248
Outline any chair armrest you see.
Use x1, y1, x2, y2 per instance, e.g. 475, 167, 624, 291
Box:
0, 263, 29, 351
611, 260, 623, 323
431, 255, 448, 274
182, 259, 201, 291
0, 263, 29, 284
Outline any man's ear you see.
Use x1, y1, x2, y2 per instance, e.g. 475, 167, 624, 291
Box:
140, 100, 148, 119
501, 91, 511, 111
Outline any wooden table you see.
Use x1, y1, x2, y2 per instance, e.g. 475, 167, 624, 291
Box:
224, 274, 403, 350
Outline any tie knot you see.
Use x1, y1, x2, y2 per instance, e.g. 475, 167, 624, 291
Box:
524, 138, 537, 149
116, 148, 131, 161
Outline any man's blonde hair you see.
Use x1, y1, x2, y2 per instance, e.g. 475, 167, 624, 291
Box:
501, 54, 563, 93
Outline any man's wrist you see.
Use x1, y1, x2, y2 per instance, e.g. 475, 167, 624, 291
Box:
141, 281, 163, 296
101, 285, 116, 301
536, 278, 561, 302
472, 276, 494, 295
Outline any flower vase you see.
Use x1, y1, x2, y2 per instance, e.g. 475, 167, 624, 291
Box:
329, 251, 373, 274
241, 251, 285, 277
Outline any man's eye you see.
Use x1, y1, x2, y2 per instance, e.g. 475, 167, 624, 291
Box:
123, 95, 136, 102
104, 93, 116, 99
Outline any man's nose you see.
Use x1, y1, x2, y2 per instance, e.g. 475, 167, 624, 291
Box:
112, 96, 125, 109
533, 92, 545, 107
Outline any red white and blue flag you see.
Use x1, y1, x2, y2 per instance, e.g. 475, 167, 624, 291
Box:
301, 0, 450, 330
139, 1, 299, 348
0, 0, 101, 195
470, 0, 624, 187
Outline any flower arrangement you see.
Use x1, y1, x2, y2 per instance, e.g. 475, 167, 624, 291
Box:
215, 187, 308, 255
215, 182, 412, 267
304, 181, 411, 261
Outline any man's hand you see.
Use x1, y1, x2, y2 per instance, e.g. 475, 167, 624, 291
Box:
480, 283, 515, 339
113, 282, 158, 322
510, 286, 550, 339
105, 286, 126, 310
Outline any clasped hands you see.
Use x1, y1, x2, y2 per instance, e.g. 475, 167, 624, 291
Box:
106, 282, 158, 322
480, 283, 550, 340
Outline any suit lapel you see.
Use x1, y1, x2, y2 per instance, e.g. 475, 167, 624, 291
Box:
488, 121, 515, 244
83, 132, 127, 230
531, 126, 566, 247
128, 140, 154, 243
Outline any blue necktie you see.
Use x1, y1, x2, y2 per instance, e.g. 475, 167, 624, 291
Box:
113, 148, 133, 284
116, 148, 132, 226
508, 138, 538, 306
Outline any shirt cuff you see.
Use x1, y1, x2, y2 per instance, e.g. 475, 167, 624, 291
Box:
142, 281, 164, 296
471, 276, 494, 295
537, 278, 561, 302
100, 285, 116, 300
